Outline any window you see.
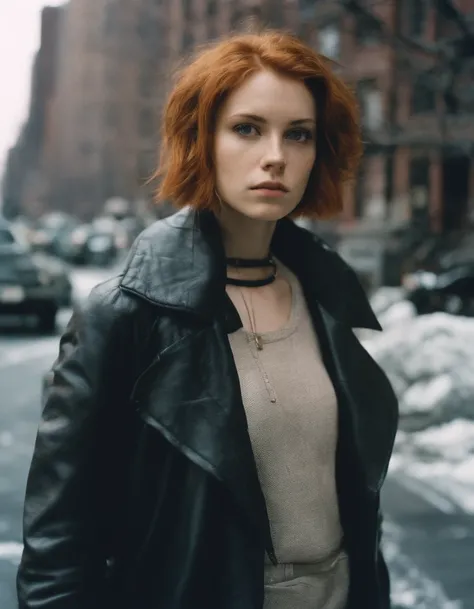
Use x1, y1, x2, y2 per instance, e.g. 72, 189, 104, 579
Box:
358, 80, 384, 130
318, 24, 340, 59
231, 8, 243, 30
206, 0, 218, 37
355, 16, 381, 46
264, 0, 284, 28
409, 157, 430, 214
245, 9, 263, 31
103, 3, 117, 36
77, 104, 95, 127
104, 102, 119, 128
105, 66, 117, 88
79, 142, 95, 157
138, 108, 155, 138
299, 0, 316, 20
407, 0, 427, 37
182, 29, 194, 51
183, 0, 192, 21
207, 0, 217, 18
412, 79, 436, 114
137, 17, 156, 43
82, 69, 93, 89
139, 67, 155, 98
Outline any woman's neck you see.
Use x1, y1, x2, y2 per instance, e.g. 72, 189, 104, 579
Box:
216, 206, 277, 281
217, 206, 276, 259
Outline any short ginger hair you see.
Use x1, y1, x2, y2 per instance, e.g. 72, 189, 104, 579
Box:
155, 30, 363, 219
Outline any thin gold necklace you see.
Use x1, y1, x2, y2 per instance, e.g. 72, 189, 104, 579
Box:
238, 289, 277, 403
239, 289, 263, 350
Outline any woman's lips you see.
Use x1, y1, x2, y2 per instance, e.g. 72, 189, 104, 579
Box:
251, 188, 287, 198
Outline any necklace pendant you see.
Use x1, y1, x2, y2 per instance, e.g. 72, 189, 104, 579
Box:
255, 334, 263, 350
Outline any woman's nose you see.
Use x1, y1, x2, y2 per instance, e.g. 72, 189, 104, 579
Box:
260, 136, 286, 171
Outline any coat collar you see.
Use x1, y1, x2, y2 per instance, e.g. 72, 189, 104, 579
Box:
120, 207, 381, 331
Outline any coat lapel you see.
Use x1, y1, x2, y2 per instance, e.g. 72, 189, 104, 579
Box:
314, 306, 398, 493
129, 319, 276, 560
270, 216, 398, 492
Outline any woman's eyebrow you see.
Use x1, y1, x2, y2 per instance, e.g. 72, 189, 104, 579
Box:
229, 113, 316, 125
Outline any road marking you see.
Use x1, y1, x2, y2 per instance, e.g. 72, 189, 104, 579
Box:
396, 472, 458, 514
0, 340, 58, 369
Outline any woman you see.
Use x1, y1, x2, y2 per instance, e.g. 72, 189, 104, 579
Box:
17, 31, 398, 609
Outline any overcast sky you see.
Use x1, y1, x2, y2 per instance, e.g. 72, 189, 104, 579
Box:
0, 0, 63, 175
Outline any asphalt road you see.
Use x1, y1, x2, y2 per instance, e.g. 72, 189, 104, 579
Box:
382, 474, 472, 609
0, 267, 472, 609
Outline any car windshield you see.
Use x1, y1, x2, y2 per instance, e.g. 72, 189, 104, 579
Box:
0, 229, 15, 245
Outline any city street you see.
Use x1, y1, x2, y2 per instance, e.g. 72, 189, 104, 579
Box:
0, 266, 472, 609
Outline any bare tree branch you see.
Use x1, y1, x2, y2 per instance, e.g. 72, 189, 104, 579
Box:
342, 0, 474, 112
435, 0, 473, 37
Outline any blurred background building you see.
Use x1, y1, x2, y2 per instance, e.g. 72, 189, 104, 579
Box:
2, 5, 64, 220
2, 0, 474, 286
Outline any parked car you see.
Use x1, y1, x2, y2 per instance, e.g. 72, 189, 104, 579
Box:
84, 229, 117, 266
85, 217, 127, 266
56, 223, 93, 265
30, 212, 79, 258
0, 220, 72, 332
402, 262, 474, 316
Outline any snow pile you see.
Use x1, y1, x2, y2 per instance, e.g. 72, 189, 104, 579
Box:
391, 421, 474, 513
362, 293, 474, 514
363, 313, 474, 429
357, 288, 415, 342
377, 300, 417, 330
370, 287, 406, 318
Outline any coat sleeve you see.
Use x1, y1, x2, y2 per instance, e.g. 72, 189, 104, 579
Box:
16, 284, 131, 609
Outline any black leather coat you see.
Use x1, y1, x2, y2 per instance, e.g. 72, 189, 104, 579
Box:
17, 208, 398, 609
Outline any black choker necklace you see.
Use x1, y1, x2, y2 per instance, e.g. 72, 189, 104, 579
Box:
226, 255, 274, 269
225, 255, 277, 287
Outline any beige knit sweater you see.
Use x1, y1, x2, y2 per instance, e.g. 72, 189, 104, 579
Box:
228, 263, 349, 609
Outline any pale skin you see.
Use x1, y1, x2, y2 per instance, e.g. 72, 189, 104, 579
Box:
213, 69, 317, 334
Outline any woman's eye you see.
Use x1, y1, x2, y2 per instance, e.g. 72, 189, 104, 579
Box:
287, 129, 313, 143
233, 123, 259, 137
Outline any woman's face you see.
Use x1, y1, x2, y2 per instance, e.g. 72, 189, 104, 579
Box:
214, 69, 317, 223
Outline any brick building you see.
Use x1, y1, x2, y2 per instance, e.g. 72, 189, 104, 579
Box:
167, 0, 299, 68
39, 0, 168, 220
29, 0, 312, 220
303, 1, 474, 229
296, 0, 474, 286
2, 6, 63, 219
5, 0, 474, 275
391, 0, 474, 235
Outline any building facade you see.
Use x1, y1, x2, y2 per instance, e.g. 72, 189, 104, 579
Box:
298, 0, 474, 286
39, 0, 169, 220
2, 6, 63, 219
4, 0, 474, 269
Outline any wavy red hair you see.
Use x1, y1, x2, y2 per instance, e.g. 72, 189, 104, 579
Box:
155, 30, 362, 219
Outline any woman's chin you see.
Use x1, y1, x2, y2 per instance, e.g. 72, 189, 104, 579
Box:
230, 200, 295, 222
